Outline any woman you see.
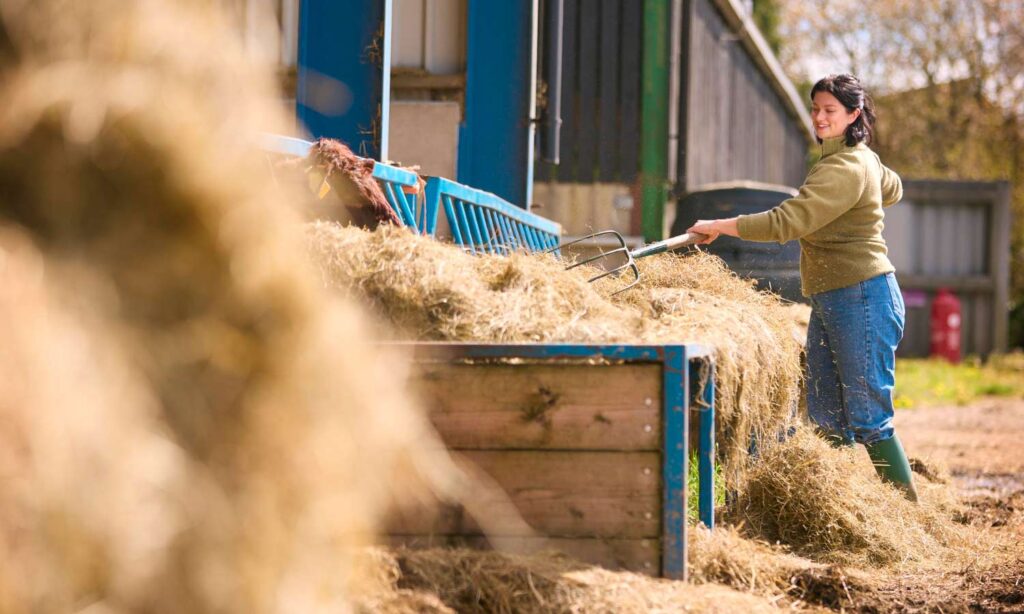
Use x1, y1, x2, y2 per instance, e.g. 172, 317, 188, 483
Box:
687, 74, 918, 501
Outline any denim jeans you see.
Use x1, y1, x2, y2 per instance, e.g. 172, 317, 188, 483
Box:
805, 272, 905, 445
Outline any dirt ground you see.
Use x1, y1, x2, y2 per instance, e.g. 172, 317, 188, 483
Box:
862, 399, 1024, 612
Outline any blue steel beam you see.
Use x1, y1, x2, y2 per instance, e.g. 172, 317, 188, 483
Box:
662, 344, 688, 580
459, 2, 535, 207
297, 0, 392, 160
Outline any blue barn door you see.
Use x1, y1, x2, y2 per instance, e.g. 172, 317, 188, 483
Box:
296, 0, 393, 160
459, 1, 539, 208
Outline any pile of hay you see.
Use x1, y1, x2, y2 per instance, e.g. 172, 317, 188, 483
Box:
0, 0, 457, 611
734, 429, 964, 568
307, 223, 804, 486
352, 547, 811, 614
306, 226, 978, 577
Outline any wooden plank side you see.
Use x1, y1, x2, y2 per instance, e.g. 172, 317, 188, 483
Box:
411, 363, 662, 450
384, 535, 660, 575
388, 450, 661, 538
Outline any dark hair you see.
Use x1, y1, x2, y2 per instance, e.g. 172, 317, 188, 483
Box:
811, 74, 876, 146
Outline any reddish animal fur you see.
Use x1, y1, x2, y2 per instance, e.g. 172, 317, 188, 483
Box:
309, 138, 402, 228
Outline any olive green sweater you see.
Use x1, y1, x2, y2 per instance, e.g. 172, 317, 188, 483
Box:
736, 136, 903, 296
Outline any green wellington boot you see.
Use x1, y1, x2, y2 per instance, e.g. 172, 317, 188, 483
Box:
866, 435, 919, 502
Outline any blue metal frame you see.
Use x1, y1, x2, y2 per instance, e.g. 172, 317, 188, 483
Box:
400, 342, 715, 580
371, 163, 426, 231
425, 177, 562, 254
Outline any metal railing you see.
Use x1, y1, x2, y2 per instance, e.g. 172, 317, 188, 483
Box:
424, 177, 561, 254
259, 133, 561, 252
371, 163, 426, 233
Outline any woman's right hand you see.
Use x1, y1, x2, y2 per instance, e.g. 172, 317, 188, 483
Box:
686, 219, 722, 244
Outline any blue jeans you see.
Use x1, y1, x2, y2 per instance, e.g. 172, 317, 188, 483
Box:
805, 272, 905, 445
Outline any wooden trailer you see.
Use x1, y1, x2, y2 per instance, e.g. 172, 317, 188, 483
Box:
386, 343, 716, 580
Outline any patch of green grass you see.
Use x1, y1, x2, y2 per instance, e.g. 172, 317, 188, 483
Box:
894, 351, 1024, 408
686, 450, 726, 525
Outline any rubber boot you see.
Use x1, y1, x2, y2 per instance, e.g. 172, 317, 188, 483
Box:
866, 435, 919, 502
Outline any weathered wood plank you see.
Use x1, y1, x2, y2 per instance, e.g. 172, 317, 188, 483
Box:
388, 450, 661, 538
411, 363, 662, 450
384, 535, 660, 575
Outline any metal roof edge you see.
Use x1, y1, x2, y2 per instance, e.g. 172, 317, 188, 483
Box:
709, 0, 816, 144
685, 179, 799, 196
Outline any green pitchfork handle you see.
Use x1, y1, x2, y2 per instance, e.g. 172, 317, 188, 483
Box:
632, 232, 710, 260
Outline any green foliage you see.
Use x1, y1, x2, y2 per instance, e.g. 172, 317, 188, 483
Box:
752, 0, 783, 56
687, 450, 726, 524
774, 1, 1024, 349
893, 353, 1024, 408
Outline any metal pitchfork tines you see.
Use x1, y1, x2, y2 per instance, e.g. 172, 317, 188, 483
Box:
551, 229, 709, 295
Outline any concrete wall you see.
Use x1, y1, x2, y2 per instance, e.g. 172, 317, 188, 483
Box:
387, 101, 460, 178
531, 182, 638, 238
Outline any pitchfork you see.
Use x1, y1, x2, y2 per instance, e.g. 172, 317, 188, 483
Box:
551, 230, 709, 295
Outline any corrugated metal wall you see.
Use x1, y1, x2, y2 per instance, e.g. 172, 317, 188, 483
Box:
884, 180, 1012, 357
536, 0, 644, 184
682, 0, 807, 191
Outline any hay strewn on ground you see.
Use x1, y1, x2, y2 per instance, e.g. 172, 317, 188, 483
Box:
735, 429, 966, 568
0, 1, 458, 611
307, 222, 803, 487
352, 547, 821, 614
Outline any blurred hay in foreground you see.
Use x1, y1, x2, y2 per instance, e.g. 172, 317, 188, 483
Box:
307, 223, 804, 489
0, 0, 457, 611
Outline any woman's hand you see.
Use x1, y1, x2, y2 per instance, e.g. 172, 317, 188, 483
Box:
686, 217, 740, 244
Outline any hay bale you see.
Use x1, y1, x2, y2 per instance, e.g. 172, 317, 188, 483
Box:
0, 1, 457, 611
734, 429, 963, 567
307, 223, 803, 487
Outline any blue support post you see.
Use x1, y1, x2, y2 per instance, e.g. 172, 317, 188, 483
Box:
459, 2, 535, 207
297, 0, 392, 160
661, 345, 688, 581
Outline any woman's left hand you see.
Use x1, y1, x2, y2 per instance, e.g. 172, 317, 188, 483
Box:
687, 220, 722, 244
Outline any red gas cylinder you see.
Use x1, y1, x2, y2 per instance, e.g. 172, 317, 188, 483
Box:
930, 288, 962, 363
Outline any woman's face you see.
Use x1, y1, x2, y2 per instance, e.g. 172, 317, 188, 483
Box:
811, 91, 860, 140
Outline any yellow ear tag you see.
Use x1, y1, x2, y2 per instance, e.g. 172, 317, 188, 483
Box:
317, 178, 332, 199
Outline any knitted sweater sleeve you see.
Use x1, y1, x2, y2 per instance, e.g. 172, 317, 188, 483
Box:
880, 162, 903, 207
736, 153, 866, 244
